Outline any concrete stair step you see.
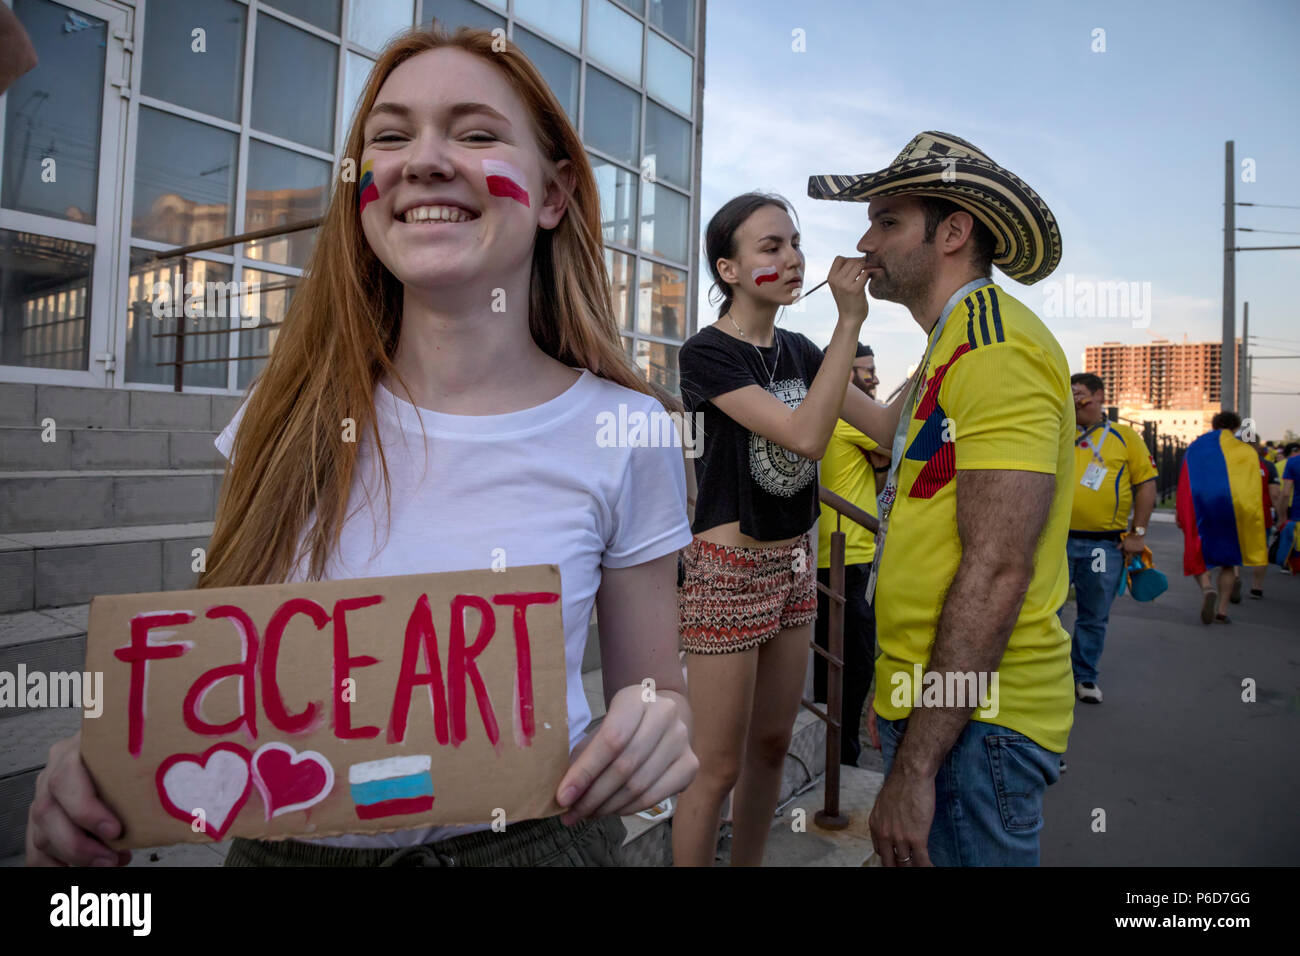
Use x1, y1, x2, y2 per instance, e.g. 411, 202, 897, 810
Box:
0, 383, 243, 431
752, 762, 885, 867
0, 425, 224, 471
0, 604, 90, 719
0, 707, 83, 859
0, 523, 212, 613
0, 470, 223, 535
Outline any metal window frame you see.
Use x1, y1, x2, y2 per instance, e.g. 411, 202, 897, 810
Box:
0, 0, 132, 387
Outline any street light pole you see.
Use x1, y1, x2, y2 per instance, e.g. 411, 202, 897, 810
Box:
1240, 302, 1249, 418
1222, 141, 1235, 413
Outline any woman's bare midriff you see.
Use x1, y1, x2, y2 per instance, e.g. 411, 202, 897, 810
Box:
695, 521, 803, 549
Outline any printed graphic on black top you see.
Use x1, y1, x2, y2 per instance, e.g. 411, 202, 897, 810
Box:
677, 325, 825, 541
751, 378, 815, 497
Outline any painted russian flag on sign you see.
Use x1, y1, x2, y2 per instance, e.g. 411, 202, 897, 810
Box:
1181, 429, 1267, 568
483, 159, 530, 207
348, 755, 434, 820
359, 158, 379, 214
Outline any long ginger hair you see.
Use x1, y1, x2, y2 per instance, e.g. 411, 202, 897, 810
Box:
199, 24, 661, 589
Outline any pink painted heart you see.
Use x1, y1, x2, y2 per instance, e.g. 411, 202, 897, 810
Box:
251, 742, 335, 819
156, 743, 252, 840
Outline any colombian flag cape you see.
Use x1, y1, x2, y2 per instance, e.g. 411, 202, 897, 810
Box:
1178, 429, 1267, 568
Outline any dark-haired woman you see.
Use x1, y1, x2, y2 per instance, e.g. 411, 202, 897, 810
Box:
672, 193, 905, 865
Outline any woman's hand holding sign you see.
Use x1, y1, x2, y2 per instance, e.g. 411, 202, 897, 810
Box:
559, 550, 697, 824
27, 732, 130, 867
556, 683, 695, 823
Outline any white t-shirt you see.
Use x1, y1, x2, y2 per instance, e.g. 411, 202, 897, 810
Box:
214, 369, 693, 847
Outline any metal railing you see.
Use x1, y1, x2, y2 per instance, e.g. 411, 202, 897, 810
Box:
140, 218, 321, 391
805, 485, 879, 829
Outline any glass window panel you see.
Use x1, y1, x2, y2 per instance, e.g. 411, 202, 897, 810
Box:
649, 0, 694, 50
622, 335, 634, 361
605, 248, 633, 332
347, 0, 412, 51
586, 0, 642, 84
513, 28, 578, 121
141, 0, 244, 121
513, 0, 579, 48
423, 0, 506, 33
264, 0, 340, 33
124, 249, 231, 387
2, 0, 106, 223
648, 341, 680, 393
344, 51, 375, 131
640, 184, 688, 264
252, 15, 338, 151
614, 0, 645, 14
0, 230, 93, 371
236, 267, 299, 388
583, 69, 640, 166
132, 107, 238, 248
244, 141, 331, 269
644, 101, 690, 190
591, 155, 636, 247
646, 31, 692, 115
633, 338, 679, 393
636, 261, 686, 341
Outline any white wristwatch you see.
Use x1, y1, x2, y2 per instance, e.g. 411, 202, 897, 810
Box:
1132, 526, 1147, 536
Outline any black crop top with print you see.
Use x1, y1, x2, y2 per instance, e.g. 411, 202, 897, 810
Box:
677, 324, 825, 541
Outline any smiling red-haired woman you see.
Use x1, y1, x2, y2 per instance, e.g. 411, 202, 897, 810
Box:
25, 24, 697, 869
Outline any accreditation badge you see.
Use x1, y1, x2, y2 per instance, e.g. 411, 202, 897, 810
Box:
1081, 462, 1107, 491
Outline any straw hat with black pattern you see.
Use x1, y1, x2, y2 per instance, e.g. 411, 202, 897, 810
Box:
807, 131, 1062, 285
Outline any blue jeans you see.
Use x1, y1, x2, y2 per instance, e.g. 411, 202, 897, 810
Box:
1064, 536, 1124, 684
878, 716, 1060, 866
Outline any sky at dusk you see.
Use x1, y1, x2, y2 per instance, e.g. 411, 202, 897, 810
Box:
697, 0, 1300, 438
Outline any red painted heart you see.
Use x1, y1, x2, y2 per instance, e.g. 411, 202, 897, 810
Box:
251, 742, 335, 819
156, 742, 252, 840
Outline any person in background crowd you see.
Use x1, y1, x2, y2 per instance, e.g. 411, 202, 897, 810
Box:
814, 343, 886, 766
1281, 442, 1300, 532
1064, 373, 1157, 704
810, 131, 1074, 866
1175, 412, 1267, 624
1243, 439, 1282, 598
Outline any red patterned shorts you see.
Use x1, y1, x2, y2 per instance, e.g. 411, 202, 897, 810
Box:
679, 532, 817, 654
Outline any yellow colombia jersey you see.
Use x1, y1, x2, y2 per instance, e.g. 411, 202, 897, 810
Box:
874, 282, 1075, 753
818, 419, 879, 567
1069, 420, 1158, 532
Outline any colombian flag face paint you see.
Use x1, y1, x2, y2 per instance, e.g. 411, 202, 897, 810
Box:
359, 158, 379, 214
482, 159, 530, 207
752, 266, 780, 286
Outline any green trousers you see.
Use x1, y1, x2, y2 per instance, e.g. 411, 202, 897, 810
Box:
223, 814, 626, 867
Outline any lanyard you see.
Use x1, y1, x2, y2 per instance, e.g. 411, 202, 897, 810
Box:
1077, 419, 1112, 465
866, 278, 990, 603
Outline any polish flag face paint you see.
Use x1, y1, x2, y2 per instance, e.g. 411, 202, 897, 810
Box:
752, 266, 780, 286
483, 159, 531, 207
359, 158, 379, 214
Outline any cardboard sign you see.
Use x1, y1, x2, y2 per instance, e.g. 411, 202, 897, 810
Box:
80, 566, 569, 849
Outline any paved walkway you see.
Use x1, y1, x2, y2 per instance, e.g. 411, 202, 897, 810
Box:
1043, 518, 1300, 865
